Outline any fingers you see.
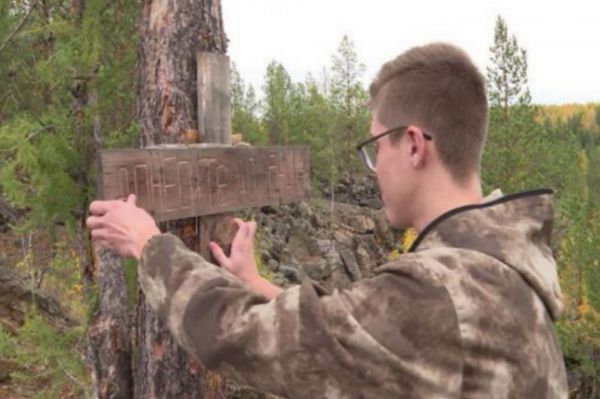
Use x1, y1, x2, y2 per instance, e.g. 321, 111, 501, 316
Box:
243, 221, 256, 252
230, 220, 257, 253
89, 194, 137, 217
89, 200, 111, 216
209, 241, 231, 269
126, 193, 137, 206
86, 215, 104, 229
231, 222, 249, 252
89, 199, 122, 216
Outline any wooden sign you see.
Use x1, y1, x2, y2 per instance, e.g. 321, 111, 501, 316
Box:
101, 145, 310, 222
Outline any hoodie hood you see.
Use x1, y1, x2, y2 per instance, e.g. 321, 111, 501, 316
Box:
409, 189, 563, 320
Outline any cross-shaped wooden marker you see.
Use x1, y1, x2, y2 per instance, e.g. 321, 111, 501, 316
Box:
99, 52, 310, 251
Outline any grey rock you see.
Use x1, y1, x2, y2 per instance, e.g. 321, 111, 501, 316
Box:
301, 256, 331, 280
279, 265, 303, 284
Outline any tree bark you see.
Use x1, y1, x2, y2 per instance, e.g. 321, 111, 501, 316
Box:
83, 36, 134, 399
134, 1, 228, 397
86, 247, 133, 399
137, 0, 227, 147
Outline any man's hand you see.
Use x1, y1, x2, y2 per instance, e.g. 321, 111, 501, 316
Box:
209, 219, 260, 285
86, 194, 160, 260
210, 219, 283, 299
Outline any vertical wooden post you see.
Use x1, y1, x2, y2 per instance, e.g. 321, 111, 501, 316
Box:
196, 51, 235, 262
197, 52, 231, 145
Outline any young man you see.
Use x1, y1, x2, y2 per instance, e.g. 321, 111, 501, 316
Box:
87, 43, 568, 398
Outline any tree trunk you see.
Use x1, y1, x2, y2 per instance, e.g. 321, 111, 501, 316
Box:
83, 31, 134, 399
64, 0, 134, 395
137, 0, 227, 147
86, 247, 133, 399
134, 1, 228, 397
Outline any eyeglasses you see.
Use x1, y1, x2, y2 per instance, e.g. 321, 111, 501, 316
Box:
355, 126, 433, 172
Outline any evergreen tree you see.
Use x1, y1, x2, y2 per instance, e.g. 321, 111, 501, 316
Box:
330, 35, 367, 115
486, 16, 531, 119
0, 1, 139, 396
0, 1, 138, 232
262, 60, 293, 144
482, 16, 546, 193
483, 16, 600, 389
328, 35, 369, 171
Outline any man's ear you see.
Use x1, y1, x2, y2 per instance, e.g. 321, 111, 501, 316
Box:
407, 126, 428, 168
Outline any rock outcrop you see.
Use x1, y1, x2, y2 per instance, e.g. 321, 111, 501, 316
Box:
244, 173, 401, 291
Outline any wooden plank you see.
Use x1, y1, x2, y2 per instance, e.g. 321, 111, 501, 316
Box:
101, 145, 310, 221
197, 52, 231, 144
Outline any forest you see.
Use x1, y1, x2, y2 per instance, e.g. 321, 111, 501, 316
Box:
0, 1, 599, 398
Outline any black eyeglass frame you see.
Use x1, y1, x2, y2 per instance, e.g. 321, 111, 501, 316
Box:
355, 126, 433, 172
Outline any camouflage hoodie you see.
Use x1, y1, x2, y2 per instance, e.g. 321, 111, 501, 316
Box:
139, 189, 568, 398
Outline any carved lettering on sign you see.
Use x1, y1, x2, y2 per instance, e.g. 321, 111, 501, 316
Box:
161, 157, 179, 213
244, 157, 257, 202
150, 162, 163, 210
178, 161, 192, 209
134, 164, 150, 209
192, 159, 204, 207
215, 164, 230, 208
101, 146, 310, 221
118, 168, 129, 199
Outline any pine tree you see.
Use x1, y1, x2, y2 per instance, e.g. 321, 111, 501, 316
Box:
482, 16, 543, 193
330, 35, 367, 119
262, 60, 293, 144
486, 16, 531, 120
0, 1, 139, 396
329, 35, 369, 170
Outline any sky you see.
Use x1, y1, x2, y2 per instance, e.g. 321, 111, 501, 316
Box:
222, 0, 600, 105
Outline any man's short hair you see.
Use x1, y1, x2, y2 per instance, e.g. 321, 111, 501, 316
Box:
369, 43, 488, 182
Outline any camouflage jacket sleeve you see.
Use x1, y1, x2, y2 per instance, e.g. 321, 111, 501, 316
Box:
138, 233, 463, 398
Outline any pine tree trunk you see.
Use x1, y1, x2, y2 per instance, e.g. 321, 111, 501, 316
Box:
72, 0, 134, 396
137, 0, 227, 147
134, 1, 228, 397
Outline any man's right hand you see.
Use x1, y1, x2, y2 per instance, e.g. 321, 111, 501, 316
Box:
209, 219, 283, 300
209, 219, 260, 285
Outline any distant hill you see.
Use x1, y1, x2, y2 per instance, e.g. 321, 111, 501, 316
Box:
536, 103, 600, 130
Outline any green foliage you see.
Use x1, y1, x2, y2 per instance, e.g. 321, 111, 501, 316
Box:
0, 3, 137, 393
0, 0, 139, 234
1, 6, 599, 394
486, 16, 531, 115
0, 312, 89, 398
234, 35, 370, 190
0, 115, 80, 231
328, 35, 370, 172
483, 16, 541, 193
262, 61, 295, 145
484, 15, 600, 392
482, 17, 581, 199
231, 62, 266, 144
0, 325, 17, 358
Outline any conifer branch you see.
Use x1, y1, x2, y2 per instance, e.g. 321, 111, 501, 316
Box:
0, 1, 39, 56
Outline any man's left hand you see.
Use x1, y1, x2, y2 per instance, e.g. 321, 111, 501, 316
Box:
86, 194, 160, 260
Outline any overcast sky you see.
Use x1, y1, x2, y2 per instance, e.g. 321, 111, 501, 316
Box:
222, 0, 599, 105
